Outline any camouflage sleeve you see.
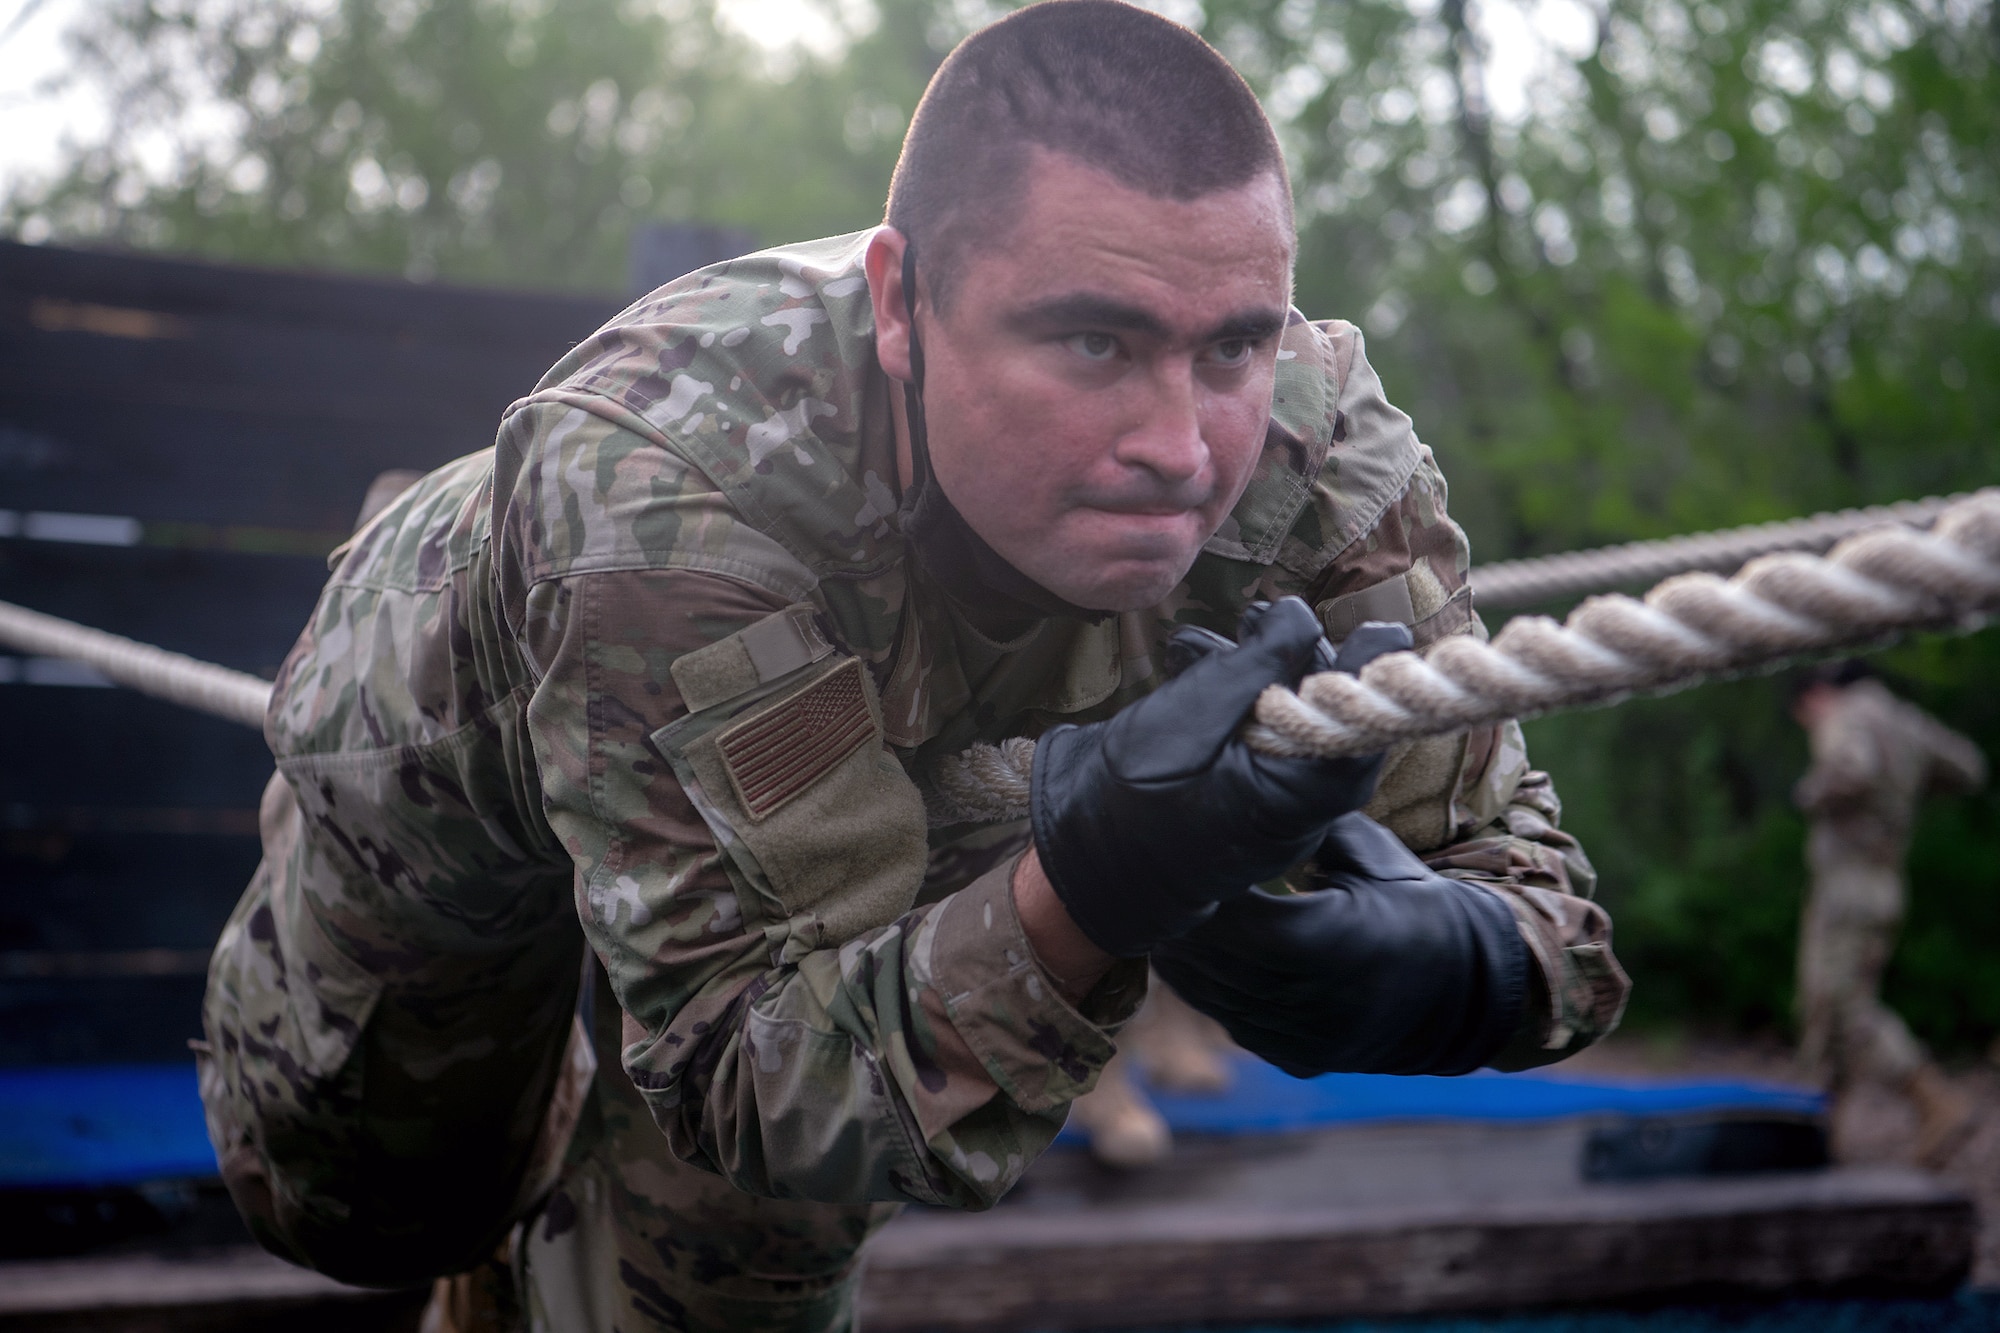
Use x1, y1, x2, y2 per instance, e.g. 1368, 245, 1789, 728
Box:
1918, 713, 1988, 796
1285, 325, 1629, 1065
500, 405, 1142, 1211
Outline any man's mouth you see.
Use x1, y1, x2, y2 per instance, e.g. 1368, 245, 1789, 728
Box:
1091, 503, 1198, 518
1080, 488, 1213, 519
1076, 507, 1209, 561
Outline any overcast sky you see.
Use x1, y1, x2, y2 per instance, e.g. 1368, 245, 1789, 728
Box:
0, 0, 1592, 207
0, 0, 98, 198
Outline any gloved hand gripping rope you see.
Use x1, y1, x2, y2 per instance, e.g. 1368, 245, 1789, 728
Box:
927, 489, 2000, 819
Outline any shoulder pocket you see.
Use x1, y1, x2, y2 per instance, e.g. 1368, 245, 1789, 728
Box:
655, 641, 928, 956
1317, 567, 1474, 650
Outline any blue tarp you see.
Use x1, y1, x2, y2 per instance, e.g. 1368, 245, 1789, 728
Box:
1056, 1054, 1824, 1142
0, 1059, 1825, 1188
0, 1065, 215, 1188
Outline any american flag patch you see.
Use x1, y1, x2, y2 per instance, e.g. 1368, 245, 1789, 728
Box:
717, 659, 874, 821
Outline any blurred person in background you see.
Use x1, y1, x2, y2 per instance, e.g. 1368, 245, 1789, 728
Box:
1790, 660, 1987, 1167
1069, 977, 1237, 1168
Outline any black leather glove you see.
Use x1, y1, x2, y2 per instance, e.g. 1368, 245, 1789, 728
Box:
1030, 597, 1408, 958
1150, 811, 1530, 1078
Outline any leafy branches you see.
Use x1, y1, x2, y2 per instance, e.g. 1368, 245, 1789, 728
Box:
6, 0, 1998, 1044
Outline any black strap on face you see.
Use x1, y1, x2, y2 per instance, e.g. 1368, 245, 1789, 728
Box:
901, 240, 928, 395
893, 241, 1105, 628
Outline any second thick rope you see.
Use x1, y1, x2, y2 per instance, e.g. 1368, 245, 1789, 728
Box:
1467, 489, 1995, 610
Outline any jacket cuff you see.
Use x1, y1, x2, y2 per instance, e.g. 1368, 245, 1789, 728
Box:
929, 855, 1148, 1114
1488, 884, 1631, 1070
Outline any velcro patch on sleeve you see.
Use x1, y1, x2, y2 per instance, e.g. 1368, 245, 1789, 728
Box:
1317, 571, 1417, 642
671, 603, 835, 713
716, 658, 875, 822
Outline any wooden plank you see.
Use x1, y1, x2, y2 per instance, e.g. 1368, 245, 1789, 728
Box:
0, 977, 211, 1066
0, 690, 273, 807
856, 1167, 1974, 1331
0, 1124, 1973, 1331
0, 825, 260, 949
0, 1249, 425, 1333
0, 398, 481, 528
0, 1294, 424, 1333
0, 243, 621, 1074
0, 950, 212, 979
0, 317, 568, 427
0, 808, 260, 837
0, 1167, 1968, 1331
0, 240, 617, 350
1, 241, 622, 528
0, 814, 259, 1062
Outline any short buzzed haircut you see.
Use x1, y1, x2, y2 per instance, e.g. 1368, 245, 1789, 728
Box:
1790, 658, 1877, 703
886, 0, 1290, 308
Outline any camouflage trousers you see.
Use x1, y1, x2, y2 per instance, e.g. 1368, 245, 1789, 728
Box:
200, 771, 895, 1329
1796, 859, 1925, 1091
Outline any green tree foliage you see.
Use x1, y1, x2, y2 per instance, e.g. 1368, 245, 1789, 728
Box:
3, 0, 938, 287
6, 0, 1997, 1045
1196, 0, 2000, 1040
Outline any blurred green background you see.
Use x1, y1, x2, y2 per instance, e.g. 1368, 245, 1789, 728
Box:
4, 0, 1995, 1047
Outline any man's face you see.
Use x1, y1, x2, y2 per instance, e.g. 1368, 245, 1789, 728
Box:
876, 152, 1296, 612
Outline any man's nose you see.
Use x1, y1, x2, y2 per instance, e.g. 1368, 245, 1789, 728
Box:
1118, 361, 1209, 484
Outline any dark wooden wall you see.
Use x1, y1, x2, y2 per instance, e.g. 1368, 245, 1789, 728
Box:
0, 241, 621, 1064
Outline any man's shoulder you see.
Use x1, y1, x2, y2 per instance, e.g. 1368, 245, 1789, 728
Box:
1845, 680, 1914, 733
1201, 314, 1426, 588
1860, 683, 1977, 763
495, 232, 903, 587
539, 232, 881, 407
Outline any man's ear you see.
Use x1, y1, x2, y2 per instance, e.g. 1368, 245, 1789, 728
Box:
865, 226, 915, 385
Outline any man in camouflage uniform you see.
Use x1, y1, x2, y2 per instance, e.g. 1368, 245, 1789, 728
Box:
1791, 661, 1987, 1166
198, 3, 1628, 1329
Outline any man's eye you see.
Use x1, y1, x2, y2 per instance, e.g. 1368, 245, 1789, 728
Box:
1210, 339, 1255, 367
1064, 332, 1119, 362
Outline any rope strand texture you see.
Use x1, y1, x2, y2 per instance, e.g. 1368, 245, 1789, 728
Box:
5, 491, 1997, 822
0, 599, 273, 730
1468, 488, 1995, 610
928, 491, 2000, 821
1254, 491, 2000, 757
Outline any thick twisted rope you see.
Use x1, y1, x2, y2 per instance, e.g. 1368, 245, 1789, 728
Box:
0, 599, 272, 730
927, 491, 2000, 823
1469, 489, 1993, 610
6, 493, 1998, 824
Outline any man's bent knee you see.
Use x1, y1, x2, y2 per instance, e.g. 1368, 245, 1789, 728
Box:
200, 796, 586, 1285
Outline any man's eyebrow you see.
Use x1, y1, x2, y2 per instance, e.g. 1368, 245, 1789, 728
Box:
1006, 294, 1170, 338
1202, 309, 1289, 344
1003, 294, 1290, 345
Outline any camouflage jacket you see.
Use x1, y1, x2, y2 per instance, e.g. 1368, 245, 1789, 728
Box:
270, 230, 1621, 1214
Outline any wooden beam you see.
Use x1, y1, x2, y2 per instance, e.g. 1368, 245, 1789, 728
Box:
0, 1133, 1974, 1332
856, 1167, 1973, 1331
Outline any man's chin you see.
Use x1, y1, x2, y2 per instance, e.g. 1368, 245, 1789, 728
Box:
1020, 555, 1197, 613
